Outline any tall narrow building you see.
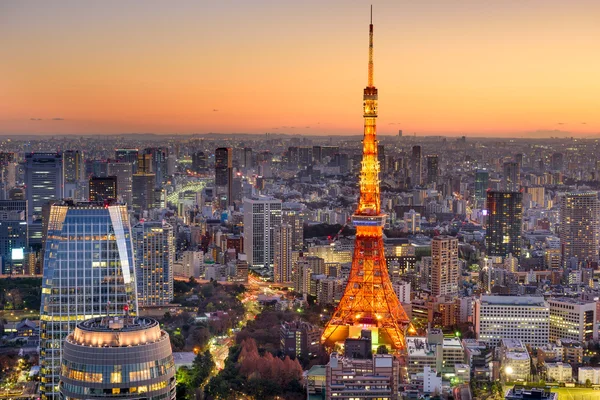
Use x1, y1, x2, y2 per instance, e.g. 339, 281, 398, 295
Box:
24, 153, 64, 222
282, 209, 304, 251
486, 191, 523, 259
115, 148, 139, 172
273, 224, 293, 283
474, 169, 489, 204
107, 161, 133, 206
503, 161, 520, 192
132, 221, 174, 306
431, 235, 459, 297
215, 147, 233, 208
425, 155, 439, 185
243, 197, 282, 269
560, 192, 600, 267
88, 175, 117, 201
62, 150, 83, 184
411, 146, 422, 187
322, 10, 410, 350
39, 200, 138, 399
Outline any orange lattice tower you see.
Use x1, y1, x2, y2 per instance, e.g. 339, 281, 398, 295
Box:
321, 8, 411, 351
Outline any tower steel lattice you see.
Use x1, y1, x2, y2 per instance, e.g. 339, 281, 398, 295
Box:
321, 8, 411, 350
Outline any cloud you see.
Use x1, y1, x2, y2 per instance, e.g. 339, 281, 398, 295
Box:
30, 118, 42, 121
388, 122, 401, 125
582, 122, 587, 124
557, 122, 566, 125
52, 117, 64, 121
527, 129, 571, 138
213, 109, 218, 112
305, 126, 310, 128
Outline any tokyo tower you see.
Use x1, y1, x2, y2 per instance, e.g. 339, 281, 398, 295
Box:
321, 7, 411, 350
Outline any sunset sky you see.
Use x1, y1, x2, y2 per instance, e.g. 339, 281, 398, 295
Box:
1, 0, 599, 137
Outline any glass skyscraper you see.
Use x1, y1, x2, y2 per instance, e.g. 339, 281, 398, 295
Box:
39, 201, 138, 399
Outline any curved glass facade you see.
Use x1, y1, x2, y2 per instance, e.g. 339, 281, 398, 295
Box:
40, 203, 138, 399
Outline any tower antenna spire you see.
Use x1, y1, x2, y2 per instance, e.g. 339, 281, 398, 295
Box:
368, 5, 374, 87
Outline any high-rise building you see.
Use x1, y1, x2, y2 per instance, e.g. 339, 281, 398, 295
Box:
426, 155, 439, 185
60, 316, 176, 400
137, 153, 153, 174
486, 191, 523, 258
88, 176, 117, 202
107, 162, 133, 206
24, 153, 63, 222
294, 256, 325, 295
144, 147, 168, 187
274, 224, 292, 283
322, 13, 410, 351
115, 149, 139, 172
503, 161, 520, 192
192, 151, 207, 172
474, 295, 549, 347
560, 192, 599, 267
411, 146, 422, 187
525, 186, 545, 207
132, 221, 174, 306
132, 173, 156, 214
62, 150, 83, 184
282, 209, 304, 251
215, 147, 233, 207
548, 298, 597, 342
377, 144, 386, 174
280, 320, 322, 359
474, 169, 489, 204
551, 152, 564, 172
431, 235, 459, 297
39, 201, 138, 399
0, 209, 27, 275
243, 197, 282, 269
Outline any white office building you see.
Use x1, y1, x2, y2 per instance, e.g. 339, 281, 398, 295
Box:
474, 295, 549, 347
545, 362, 572, 383
548, 297, 597, 342
243, 197, 282, 269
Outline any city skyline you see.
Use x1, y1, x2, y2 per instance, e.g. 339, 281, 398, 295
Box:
2, 0, 599, 137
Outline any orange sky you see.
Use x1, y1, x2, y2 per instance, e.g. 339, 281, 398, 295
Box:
1, 1, 599, 136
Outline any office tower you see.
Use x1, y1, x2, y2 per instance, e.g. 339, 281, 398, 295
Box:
474, 295, 549, 347
503, 161, 520, 192
298, 146, 313, 168
243, 197, 282, 268
411, 145, 422, 187
144, 147, 168, 187
85, 159, 108, 178
326, 352, 400, 399
273, 224, 292, 283
287, 146, 299, 168
88, 176, 117, 201
551, 152, 564, 172
62, 150, 83, 184
215, 147, 233, 207
0, 209, 27, 275
192, 151, 207, 172
425, 155, 439, 185
24, 153, 63, 222
474, 169, 489, 204
321, 146, 340, 161
525, 186, 545, 207
60, 317, 176, 400
377, 144, 385, 174
405, 329, 465, 375
486, 191, 523, 258
322, 14, 410, 351
39, 201, 138, 399
312, 146, 322, 164
132, 173, 156, 214
242, 147, 254, 169
403, 209, 421, 233
431, 235, 459, 297
115, 148, 139, 173
560, 192, 600, 267
107, 162, 133, 206
548, 298, 597, 342
132, 221, 174, 306
137, 153, 153, 174
282, 209, 304, 251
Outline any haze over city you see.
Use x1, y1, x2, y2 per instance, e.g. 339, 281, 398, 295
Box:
1, 0, 599, 137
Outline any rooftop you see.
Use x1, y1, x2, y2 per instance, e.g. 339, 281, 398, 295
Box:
480, 295, 547, 307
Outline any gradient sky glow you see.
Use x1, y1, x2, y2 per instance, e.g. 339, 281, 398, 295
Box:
1, 0, 599, 136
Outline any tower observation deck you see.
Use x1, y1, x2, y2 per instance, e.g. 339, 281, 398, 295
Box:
321, 8, 411, 351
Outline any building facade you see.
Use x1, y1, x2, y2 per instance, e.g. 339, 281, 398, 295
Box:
132, 221, 174, 307
24, 153, 64, 222
431, 235, 459, 297
560, 192, 599, 267
486, 191, 523, 258
242, 197, 282, 269
273, 223, 292, 283
548, 298, 597, 342
39, 201, 138, 399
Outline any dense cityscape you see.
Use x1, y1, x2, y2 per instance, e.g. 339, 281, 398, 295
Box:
2, 2, 600, 400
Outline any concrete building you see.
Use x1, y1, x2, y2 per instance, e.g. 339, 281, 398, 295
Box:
486, 191, 523, 258
282, 209, 304, 252
59, 317, 176, 399
88, 175, 117, 201
132, 221, 174, 306
499, 339, 531, 382
474, 295, 549, 347
24, 153, 63, 222
325, 352, 399, 400
560, 192, 600, 267
293, 256, 325, 295
431, 235, 459, 297
545, 362, 572, 383
406, 329, 465, 376
107, 162, 133, 206
280, 320, 321, 359
548, 297, 597, 342
578, 367, 600, 385
273, 224, 292, 283
242, 197, 282, 269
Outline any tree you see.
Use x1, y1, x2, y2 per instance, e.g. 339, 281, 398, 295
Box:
192, 350, 215, 388
586, 379, 592, 388
376, 345, 389, 354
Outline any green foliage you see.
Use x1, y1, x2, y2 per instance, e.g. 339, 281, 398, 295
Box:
0, 278, 42, 310
376, 345, 389, 354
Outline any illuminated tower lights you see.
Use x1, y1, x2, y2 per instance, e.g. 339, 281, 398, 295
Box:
321, 8, 411, 351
